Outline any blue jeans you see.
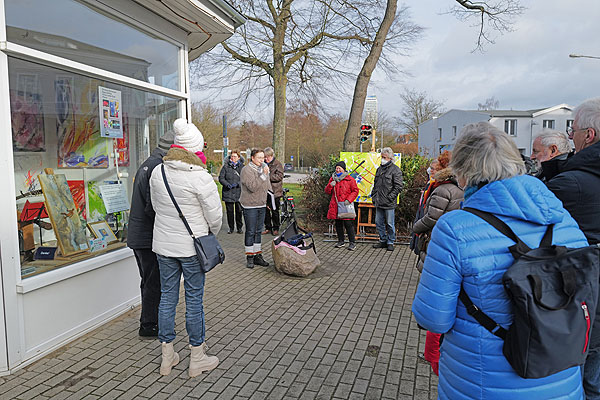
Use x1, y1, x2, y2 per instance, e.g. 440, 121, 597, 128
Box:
375, 207, 396, 244
243, 207, 266, 254
585, 348, 600, 399
156, 254, 205, 346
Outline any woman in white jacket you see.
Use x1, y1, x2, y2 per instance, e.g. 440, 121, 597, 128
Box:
149, 119, 222, 378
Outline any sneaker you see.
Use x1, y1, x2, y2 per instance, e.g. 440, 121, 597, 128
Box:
227, 229, 233, 234
272, 230, 279, 236
262, 229, 271, 235
237, 228, 243, 234
387, 244, 394, 251
372, 242, 387, 249
139, 324, 158, 338
348, 243, 356, 251
254, 254, 270, 267
334, 241, 345, 248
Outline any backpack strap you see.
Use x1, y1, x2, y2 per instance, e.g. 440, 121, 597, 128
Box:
463, 207, 532, 259
459, 285, 507, 340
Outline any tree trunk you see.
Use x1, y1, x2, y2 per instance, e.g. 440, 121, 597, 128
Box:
272, 69, 287, 161
342, 0, 398, 152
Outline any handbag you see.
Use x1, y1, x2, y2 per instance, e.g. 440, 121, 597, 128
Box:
334, 185, 356, 219
161, 164, 225, 273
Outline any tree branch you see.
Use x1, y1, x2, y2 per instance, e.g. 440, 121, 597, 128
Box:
221, 42, 273, 77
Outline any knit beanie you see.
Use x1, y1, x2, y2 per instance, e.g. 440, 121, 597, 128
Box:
335, 161, 347, 171
173, 118, 204, 153
157, 131, 174, 151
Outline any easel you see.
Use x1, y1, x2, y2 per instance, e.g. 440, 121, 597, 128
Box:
356, 203, 379, 240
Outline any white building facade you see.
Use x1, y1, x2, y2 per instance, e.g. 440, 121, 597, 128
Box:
0, 0, 244, 375
418, 105, 573, 157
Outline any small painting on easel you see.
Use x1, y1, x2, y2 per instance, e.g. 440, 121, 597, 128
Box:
39, 170, 89, 256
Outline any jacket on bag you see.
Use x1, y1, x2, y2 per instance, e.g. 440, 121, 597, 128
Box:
219, 156, 244, 203
412, 175, 588, 400
268, 158, 285, 197
547, 142, 600, 246
127, 147, 165, 249
412, 168, 464, 272
324, 174, 359, 220
371, 161, 403, 209
240, 162, 272, 208
149, 147, 222, 258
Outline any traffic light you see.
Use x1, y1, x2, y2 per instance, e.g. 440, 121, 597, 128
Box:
360, 124, 372, 143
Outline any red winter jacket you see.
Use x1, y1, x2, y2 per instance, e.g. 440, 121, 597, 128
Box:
324, 174, 359, 220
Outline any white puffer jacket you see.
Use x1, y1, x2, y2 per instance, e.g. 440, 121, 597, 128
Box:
150, 147, 222, 257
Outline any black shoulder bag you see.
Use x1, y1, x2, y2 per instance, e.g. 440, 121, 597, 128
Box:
161, 164, 225, 273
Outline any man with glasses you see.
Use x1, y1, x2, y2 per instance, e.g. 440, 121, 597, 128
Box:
547, 97, 600, 399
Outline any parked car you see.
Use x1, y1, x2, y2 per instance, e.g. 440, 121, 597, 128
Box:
284, 163, 294, 171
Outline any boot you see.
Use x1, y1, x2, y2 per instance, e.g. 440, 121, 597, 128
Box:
246, 255, 254, 269
254, 253, 269, 267
189, 343, 219, 378
160, 342, 179, 376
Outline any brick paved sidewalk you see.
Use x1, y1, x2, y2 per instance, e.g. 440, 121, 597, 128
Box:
0, 229, 438, 400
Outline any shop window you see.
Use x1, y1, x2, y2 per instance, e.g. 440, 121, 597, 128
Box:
5, 0, 181, 90
9, 57, 179, 278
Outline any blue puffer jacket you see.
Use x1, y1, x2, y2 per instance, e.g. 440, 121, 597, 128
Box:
412, 175, 588, 400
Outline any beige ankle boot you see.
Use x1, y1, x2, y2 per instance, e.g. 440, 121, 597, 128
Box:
160, 342, 179, 375
189, 343, 219, 378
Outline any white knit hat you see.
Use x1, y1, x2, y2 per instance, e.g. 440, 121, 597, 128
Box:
173, 118, 204, 153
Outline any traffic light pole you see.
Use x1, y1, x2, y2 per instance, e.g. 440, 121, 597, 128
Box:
370, 129, 376, 152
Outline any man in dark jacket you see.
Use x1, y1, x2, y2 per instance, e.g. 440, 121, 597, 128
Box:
370, 147, 403, 251
530, 129, 572, 182
546, 98, 600, 398
263, 147, 284, 235
127, 132, 174, 338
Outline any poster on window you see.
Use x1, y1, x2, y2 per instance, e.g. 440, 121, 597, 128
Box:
98, 86, 123, 139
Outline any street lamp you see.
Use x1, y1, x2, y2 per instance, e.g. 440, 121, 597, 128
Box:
569, 53, 600, 60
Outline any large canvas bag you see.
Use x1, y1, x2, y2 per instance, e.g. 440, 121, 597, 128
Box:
161, 165, 225, 273
460, 207, 600, 379
334, 185, 356, 219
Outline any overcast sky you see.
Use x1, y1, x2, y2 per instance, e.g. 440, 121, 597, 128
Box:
370, 0, 600, 117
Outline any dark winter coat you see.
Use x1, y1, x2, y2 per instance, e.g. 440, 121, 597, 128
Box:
127, 147, 166, 249
537, 152, 571, 182
324, 174, 359, 220
371, 161, 403, 209
268, 158, 284, 197
412, 168, 464, 272
547, 141, 600, 246
219, 156, 244, 203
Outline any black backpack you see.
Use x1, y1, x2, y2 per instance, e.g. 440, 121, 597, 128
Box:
460, 207, 600, 379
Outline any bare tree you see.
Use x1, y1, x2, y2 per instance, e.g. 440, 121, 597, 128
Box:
342, 1, 423, 151
190, 0, 422, 160
451, 0, 526, 50
478, 96, 500, 110
397, 89, 445, 142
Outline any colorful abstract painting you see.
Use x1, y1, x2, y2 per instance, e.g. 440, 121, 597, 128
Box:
10, 90, 45, 152
339, 152, 402, 203
87, 180, 107, 223
114, 112, 130, 166
56, 76, 109, 168
39, 173, 89, 256
67, 180, 86, 220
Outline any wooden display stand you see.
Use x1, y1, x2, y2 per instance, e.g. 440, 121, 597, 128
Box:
356, 203, 379, 240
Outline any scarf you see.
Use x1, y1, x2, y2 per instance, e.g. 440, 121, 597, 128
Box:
332, 171, 349, 182
170, 144, 207, 164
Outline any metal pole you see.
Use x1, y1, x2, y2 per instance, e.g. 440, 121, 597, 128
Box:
371, 129, 376, 152
223, 115, 228, 158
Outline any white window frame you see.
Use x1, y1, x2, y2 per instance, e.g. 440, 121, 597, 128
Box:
504, 119, 517, 136
438, 128, 442, 141
452, 125, 457, 138
542, 119, 555, 129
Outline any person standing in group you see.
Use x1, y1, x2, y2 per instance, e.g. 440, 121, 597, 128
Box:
546, 98, 600, 398
530, 129, 572, 182
412, 122, 587, 399
219, 150, 244, 234
263, 147, 284, 235
325, 161, 359, 251
127, 131, 174, 338
370, 147, 403, 251
149, 118, 222, 377
409, 159, 440, 256
240, 148, 271, 269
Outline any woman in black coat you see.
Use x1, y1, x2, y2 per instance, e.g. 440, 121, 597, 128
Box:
219, 150, 244, 233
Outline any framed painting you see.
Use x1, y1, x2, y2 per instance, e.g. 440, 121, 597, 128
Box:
39, 173, 89, 256
10, 89, 45, 152
87, 221, 118, 244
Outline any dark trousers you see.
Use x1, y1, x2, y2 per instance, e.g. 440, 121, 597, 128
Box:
225, 201, 243, 231
335, 219, 356, 243
133, 248, 161, 328
265, 196, 281, 231
243, 207, 266, 254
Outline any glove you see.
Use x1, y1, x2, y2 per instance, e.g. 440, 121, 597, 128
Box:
344, 200, 350, 206
330, 180, 336, 187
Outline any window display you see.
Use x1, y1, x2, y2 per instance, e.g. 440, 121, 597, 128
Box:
10, 57, 179, 278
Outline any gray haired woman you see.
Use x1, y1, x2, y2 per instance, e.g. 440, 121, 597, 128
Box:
412, 122, 588, 399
